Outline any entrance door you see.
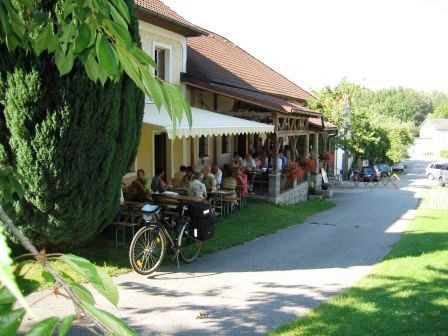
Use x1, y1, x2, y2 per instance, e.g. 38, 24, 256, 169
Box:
154, 133, 167, 172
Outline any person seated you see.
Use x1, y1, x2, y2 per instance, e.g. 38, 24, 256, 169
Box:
242, 153, 256, 171
127, 169, 150, 202
150, 166, 171, 193
233, 167, 248, 195
211, 162, 223, 188
181, 166, 194, 188
172, 165, 186, 188
202, 164, 217, 191
230, 151, 243, 169
186, 171, 207, 199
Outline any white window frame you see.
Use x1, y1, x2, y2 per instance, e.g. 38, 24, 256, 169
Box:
153, 42, 172, 83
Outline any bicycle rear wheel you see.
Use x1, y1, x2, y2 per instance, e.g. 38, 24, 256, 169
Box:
178, 224, 202, 263
129, 225, 166, 275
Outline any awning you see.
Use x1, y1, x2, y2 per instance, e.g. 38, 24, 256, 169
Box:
143, 102, 274, 139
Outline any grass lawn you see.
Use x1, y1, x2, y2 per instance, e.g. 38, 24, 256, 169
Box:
268, 187, 448, 336
14, 198, 334, 289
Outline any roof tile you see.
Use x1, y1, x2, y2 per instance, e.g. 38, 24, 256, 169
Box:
135, 0, 204, 36
187, 33, 313, 101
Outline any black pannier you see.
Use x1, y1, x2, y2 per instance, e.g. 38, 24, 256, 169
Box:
187, 202, 214, 241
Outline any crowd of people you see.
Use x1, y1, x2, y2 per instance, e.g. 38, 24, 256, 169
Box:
122, 139, 312, 202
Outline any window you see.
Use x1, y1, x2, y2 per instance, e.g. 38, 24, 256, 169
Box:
155, 48, 166, 80
154, 45, 171, 82
199, 136, 208, 158
221, 135, 229, 154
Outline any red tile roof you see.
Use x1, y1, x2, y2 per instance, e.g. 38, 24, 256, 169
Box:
134, 0, 205, 36
186, 33, 313, 102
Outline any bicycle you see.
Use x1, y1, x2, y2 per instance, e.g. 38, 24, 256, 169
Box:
129, 203, 203, 275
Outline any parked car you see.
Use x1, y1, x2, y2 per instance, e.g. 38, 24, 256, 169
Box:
426, 161, 448, 180
433, 162, 448, 187
360, 166, 381, 181
374, 163, 391, 177
391, 161, 405, 171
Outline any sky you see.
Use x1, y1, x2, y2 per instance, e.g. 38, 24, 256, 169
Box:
162, 0, 448, 93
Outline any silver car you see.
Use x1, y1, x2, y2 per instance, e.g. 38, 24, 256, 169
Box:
425, 161, 448, 180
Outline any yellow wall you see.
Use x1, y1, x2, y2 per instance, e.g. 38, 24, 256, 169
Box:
123, 21, 188, 185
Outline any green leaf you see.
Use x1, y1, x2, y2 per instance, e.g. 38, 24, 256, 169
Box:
33, 25, 54, 56
80, 302, 138, 336
0, 231, 32, 315
108, 3, 128, 29
74, 22, 91, 54
63, 0, 77, 19
25, 316, 58, 336
60, 255, 119, 306
104, 19, 132, 46
58, 315, 75, 336
83, 50, 101, 82
41, 270, 55, 284
96, 33, 118, 77
141, 70, 164, 109
68, 282, 95, 305
0, 307, 26, 336
109, 0, 130, 25
85, 17, 97, 48
132, 46, 156, 68
0, 286, 16, 305
55, 47, 74, 75
4, 0, 25, 39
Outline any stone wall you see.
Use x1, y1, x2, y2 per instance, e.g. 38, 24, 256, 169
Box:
274, 181, 309, 205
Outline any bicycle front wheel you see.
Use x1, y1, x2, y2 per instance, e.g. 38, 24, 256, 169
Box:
129, 225, 166, 275
178, 224, 202, 263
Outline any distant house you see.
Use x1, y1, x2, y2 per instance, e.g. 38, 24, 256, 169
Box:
418, 119, 448, 159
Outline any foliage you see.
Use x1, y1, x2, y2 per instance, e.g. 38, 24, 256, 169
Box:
0, 0, 190, 123
308, 80, 378, 160
309, 80, 420, 163
1, 165, 137, 334
441, 150, 448, 159
372, 87, 432, 127
0, 0, 147, 248
429, 104, 448, 119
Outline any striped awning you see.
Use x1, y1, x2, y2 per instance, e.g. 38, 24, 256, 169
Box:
143, 102, 274, 139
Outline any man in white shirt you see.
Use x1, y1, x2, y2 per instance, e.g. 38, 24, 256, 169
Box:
211, 163, 223, 188
277, 151, 284, 173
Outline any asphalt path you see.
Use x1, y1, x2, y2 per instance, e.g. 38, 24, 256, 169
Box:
23, 159, 435, 335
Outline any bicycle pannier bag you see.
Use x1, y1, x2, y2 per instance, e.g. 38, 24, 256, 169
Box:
188, 202, 214, 241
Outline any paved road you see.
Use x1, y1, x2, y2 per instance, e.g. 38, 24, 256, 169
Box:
24, 159, 434, 335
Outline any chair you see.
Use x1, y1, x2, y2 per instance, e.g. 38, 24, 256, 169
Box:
111, 205, 142, 247
221, 177, 240, 215
236, 186, 247, 208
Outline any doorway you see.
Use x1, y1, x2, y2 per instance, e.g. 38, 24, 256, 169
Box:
154, 133, 167, 173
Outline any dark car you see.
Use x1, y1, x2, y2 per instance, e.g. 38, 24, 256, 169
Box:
360, 166, 381, 181
374, 163, 391, 177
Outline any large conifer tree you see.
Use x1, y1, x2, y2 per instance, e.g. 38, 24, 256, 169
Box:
0, 0, 144, 248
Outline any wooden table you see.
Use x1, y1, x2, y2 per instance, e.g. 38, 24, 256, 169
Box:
207, 189, 231, 217
150, 192, 204, 217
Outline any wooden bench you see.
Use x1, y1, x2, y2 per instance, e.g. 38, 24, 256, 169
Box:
111, 201, 144, 247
